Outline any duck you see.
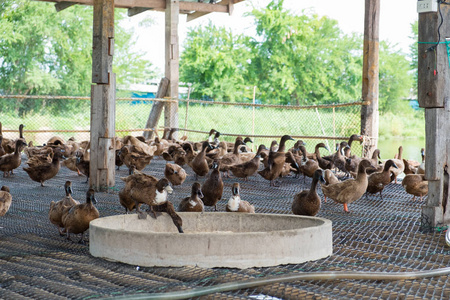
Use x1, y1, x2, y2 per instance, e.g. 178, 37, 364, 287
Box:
121, 173, 183, 232
48, 181, 80, 235
345, 134, 363, 155
226, 183, 255, 213
417, 148, 425, 174
191, 141, 213, 179
0, 135, 5, 157
321, 159, 373, 213
23, 149, 65, 187
292, 169, 325, 216
62, 188, 99, 243
366, 159, 398, 199
261, 140, 278, 168
331, 141, 348, 175
403, 159, 417, 175
62, 151, 83, 176
0, 186, 12, 216
321, 169, 340, 202
76, 151, 90, 182
298, 145, 320, 182
2, 124, 26, 154
315, 143, 333, 170
26, 149, 53, 168
391, 146, 405, 183
228, 144, 267, 181
119, 145, 153, 174
201, 161, 224, 211
402, 174, 428, 201
258, 135, 295, 186
178, 182, 204, 212
206, 141, 228, 160
164, 163, 187, 186
0, 139, 27, 177
282, 151, 300, 177
219, 137, 246, 176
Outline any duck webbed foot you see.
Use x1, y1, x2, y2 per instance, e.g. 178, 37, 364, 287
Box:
137, 210, 148, 219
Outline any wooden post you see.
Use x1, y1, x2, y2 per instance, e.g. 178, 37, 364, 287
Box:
165, 0, 179, 137
90, 0, 115, 190
360, 0, 380, 157
418, 5, 450, 229
143, 77, 169, 139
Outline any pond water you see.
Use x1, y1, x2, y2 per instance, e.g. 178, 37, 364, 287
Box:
377, 138, 425, 163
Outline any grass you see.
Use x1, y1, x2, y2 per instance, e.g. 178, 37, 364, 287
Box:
0, 100, 425, 151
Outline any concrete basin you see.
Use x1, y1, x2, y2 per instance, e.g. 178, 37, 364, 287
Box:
89, 213, 332, 269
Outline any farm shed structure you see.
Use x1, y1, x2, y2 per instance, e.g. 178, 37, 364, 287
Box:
29, 0, 449, 228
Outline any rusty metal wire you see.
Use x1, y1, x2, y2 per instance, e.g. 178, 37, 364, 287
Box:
0, 155, 449, 299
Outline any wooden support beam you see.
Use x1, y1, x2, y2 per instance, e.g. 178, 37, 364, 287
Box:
418, 5, 450, 229
55, 1, 77, 11
164, 0, 179, 135
127, 7, 151, 17
360, 0, 380, 157
143, 77, 170, 139
90, 0, 116, 190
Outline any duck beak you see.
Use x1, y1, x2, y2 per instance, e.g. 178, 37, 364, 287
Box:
319, 175, 326, 184
392, 163, 399, 169
165, 185, 173, 194
198, 190, 204, 198
68, 187, 73, 195
233, 186, 239, 195
91, 195, 98, 204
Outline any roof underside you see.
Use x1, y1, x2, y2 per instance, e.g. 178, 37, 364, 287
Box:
34, 0, 245, 21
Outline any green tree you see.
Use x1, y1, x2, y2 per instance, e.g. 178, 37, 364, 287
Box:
180, 21, 252, 101
0, 0, 156, 115
247, 0, 363, 105
409, 20, 418, 96
378, 41, 414, 112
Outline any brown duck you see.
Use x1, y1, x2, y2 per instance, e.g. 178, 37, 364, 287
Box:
62, 188, 99, 243
321, 169, 340, 202
178, 182, 204, 212
49, 181, 80, 235
292, 169, 325, 216
0, 139, 27, 177
366, 159, 398, 199
226, 183, 255, 213
191, 141, 213, 179
0, 186, 12, 216
315, 142, 333, 170
258, 135, 295, 186
228, 144, 267, 181
164, 163, 187, 186
219, 137, 246, 175
321, 159, 373, 212
23, 150, 64, 187
201, 161, 224, 211
298, 145, 319, 182
402, 174, 428, 201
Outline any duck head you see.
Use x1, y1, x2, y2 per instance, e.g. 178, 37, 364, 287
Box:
232, 182, 240, 196
243, 137, 253, 144
192, 182, 203, 198
64, 181, 73, 196
86, 188, 97, 204
313, 169, 326, 184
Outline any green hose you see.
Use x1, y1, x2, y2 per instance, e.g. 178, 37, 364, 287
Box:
107, 267, 450, 300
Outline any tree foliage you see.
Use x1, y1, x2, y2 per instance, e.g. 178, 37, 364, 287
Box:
180, 0, 414, 108
0, 0, 156, 115
180, 21, 252, 101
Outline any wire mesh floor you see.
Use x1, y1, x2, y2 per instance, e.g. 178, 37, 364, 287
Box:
1, 155, 449, 299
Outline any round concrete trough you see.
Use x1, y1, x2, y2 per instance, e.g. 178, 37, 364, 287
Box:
89, 212, 332, 269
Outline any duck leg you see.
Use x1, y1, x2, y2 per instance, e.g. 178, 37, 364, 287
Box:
84, 176, 89, 184
78, 232, 86, 244
135, 201, 147, 219
162, 202, 184, 233
343, 203, 350, 213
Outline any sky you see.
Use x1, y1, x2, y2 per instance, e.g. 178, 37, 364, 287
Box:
120, 0, 418, 75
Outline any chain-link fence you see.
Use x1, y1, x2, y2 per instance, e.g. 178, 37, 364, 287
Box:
0, 95, 367, 156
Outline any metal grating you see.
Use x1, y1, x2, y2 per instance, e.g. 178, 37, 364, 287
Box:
0, 155, 449, 299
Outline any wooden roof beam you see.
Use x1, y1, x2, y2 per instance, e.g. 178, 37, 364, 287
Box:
55, 1, 78, 11
37, 0, 232, 12
127, 7, 152, 17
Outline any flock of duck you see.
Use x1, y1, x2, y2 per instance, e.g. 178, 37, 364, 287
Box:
0, 124, 428, 241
